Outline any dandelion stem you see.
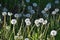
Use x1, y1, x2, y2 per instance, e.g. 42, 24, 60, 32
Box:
13, 24, 15, 40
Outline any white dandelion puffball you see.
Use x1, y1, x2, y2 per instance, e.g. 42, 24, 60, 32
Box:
25, 14, 31, 17
25, 21, 31, 26
8, 12, 13, 16
14, 14, 20, 18
55, 8, 59, 12
34, 19, 40, 24
46, 3, 51, 9
44, 8, 49, 11
42, 20, 47, 25
11, 19, 17, 25
30, 10, 35, 14
25, 18, 30, 23
25, 0, 30, 3
39, 18, 44, 23
52, 11, 56, 15
2, 12, 7, 16
32, 3, 37, 7
25, 38, 29, 40
27, 6, 32, 10
41, 10, 46, 14
50, 30, 57, 36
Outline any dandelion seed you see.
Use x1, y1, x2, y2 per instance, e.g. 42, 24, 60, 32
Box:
55, 8, 59, 12
39, 18, 44, 23
25, 0, 30, 3
25, 38, 29, 40
42, 20, 47, 25
32, 3, 37, 7
2, 12, 7, 16
8, 12, 13, 16
50, 30, 57, 36
11, 19, 17, 25
52, 11, 56, 15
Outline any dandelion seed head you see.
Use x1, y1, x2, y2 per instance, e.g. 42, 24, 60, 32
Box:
25, 21, 31, 26
46, 3, 51, 9
44, 8, 49, 11
39, 18, 44, 23
55, 8, 59, 12
2, 12, 7, 16
8, 12, 13, 16
14, 14, 20, 18
11, 19, 17, 25
25, 38, 29, 40
30, 10, 35, 14
27, 6, 33, 10
34, 19, 40, 25
25, 18, 30, 23
52, 11, 56, 15
25, 14, 31, 17
50, 30, 57, 36
32, 3, 37, 7
42, 20, 47, 25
